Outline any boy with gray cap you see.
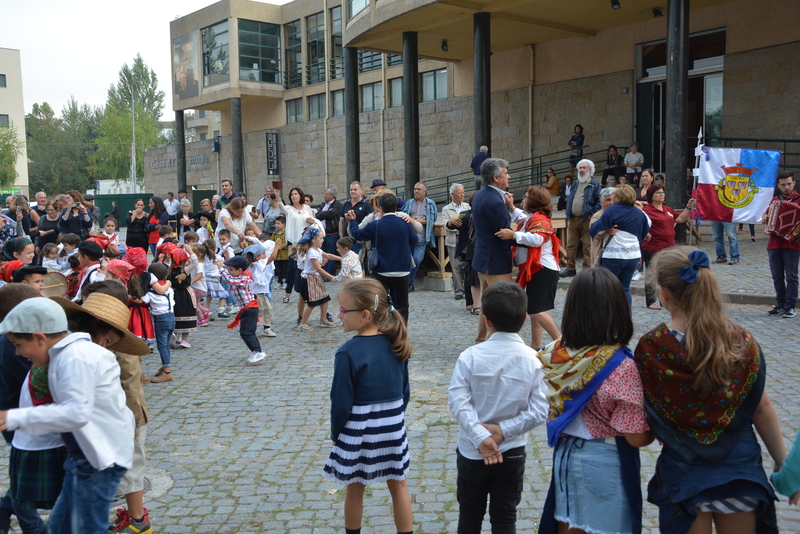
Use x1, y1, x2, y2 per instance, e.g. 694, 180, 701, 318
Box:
0, 298, 134, 534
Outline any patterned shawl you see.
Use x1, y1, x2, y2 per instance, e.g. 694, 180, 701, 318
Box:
634, 324, 763, 459
514, 212, 560, 288
28, 364, 53, 406
537, 340, 630, 446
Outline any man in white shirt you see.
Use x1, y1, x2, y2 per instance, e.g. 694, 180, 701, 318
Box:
442, 183, 470, 300
449, 281, 548, 533
0, 298, 134, 533
164, 192, 180, 232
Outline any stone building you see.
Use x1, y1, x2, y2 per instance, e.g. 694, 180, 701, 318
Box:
145, 0, 799, 204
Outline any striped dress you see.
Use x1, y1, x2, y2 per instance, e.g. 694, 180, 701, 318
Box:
323, 334, 410, 485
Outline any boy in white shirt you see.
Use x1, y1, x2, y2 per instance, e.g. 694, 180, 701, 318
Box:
0, 298, 134, 533
243, 242, 279, 337
448, 281, 549, 533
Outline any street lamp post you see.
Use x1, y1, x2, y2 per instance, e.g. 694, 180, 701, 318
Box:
130, 77, 139, 194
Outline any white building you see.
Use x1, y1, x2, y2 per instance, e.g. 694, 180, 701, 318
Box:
0, 48, 29, 197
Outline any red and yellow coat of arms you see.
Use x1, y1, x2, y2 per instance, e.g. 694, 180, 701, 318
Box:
715, 163, 759, 209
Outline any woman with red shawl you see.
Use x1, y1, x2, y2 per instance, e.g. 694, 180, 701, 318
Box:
496, 185, 561, 349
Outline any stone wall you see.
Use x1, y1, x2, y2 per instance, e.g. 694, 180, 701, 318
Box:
722, 41, 800, 144
531, 70, 635, 158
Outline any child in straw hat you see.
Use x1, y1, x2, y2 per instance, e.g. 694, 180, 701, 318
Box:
0, 296, 146, 533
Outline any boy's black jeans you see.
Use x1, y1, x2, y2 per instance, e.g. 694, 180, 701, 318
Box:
456, 446, 526, 534
239, 307, 261, 353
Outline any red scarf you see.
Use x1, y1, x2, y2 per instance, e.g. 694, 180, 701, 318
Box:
514, 213, 560, 288
227, 300, 260, 329
0, 260, 23, 283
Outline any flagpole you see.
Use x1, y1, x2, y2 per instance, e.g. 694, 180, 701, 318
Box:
688, 128, 703, 247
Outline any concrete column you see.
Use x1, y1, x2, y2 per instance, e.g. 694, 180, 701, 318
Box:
474, 12, 491, 191
175, 110, 187, 193
344, 47, 360, 184
403, 32, 420, 197
665, 0, 690, 216
231, 97, 244, 194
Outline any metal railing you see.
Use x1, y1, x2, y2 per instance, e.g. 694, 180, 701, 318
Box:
330, 56, 344, 80
701, 136, 799, 171
306, 60, 326, 85
283, 66, 303, 89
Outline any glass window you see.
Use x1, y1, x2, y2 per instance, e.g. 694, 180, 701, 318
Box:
306, 12, 325, 85
308, 93, 327, 121
421, 69, 447, 102
387, 54, 403, 67
389, 78, 403, 108
349, 0, 368, 20
0, 115, 8, 127
213, 130, 220, 138
332, 90, 345, 117
202, 20, 230, 87
640, 30, 726, 79
286, 98, 303, 124
200, 132, 207, 141
330, 6, 343, 80
361, 82, 382, 112
199, 110, 206, 118
359, 50, 382, 73
239, 19, 281, 84
284, 20, 302, 89
0, 74, 6, 88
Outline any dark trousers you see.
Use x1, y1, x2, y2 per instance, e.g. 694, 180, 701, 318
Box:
274, 259, 289, 285
322, 233, 339, 275
456, 447, 526, 534
373, 273, 410, 324
601, 167, 622, 185
239, 307, 261, 353
768, 248, 800, 309
0, 490, 46, 534
285, 252, 298, 294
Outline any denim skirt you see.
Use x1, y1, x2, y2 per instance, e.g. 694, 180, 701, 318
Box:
553, 435, 632, 534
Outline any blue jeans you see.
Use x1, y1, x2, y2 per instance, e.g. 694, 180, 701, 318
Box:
220, 278, 235, 306
601, 257, 640, 308
322, 234, 339, 275
239, 307, 261, 353
0, 491, 46, 534
47, 457, 126, 534
350, 242, 364, 255
768, 248, 800, 309
409, 241, 427, 287
152, 312, 175, 367
711, 221, 739, 260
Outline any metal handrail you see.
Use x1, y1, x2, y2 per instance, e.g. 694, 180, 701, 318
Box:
329, 56, 344, 80
283, 67, 303, 89
306, 60, 326, 85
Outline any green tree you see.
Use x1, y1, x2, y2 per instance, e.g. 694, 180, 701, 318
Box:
92, 103, 162, 188
26, 100, 101, 194
107, 54, 166, 121
0, 121, 25, 189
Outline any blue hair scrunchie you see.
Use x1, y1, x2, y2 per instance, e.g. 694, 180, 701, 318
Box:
679, 250, 710, 284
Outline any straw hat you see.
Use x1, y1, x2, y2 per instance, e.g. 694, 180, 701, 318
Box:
51, 293, 149, 356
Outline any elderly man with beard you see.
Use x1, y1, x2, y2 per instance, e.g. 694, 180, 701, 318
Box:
560, 158, 601, 278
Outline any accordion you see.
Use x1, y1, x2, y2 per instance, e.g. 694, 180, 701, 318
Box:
765, 200, 800, 242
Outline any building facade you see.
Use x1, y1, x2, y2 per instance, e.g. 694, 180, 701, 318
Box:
0, 48, 29, 197
145, 0, 798, 203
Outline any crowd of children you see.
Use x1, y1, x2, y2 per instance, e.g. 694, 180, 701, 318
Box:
1, 200, 800, 534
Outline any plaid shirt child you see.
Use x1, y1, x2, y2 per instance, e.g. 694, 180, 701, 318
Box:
332, 250, 364, 282
221, 269, 255, 307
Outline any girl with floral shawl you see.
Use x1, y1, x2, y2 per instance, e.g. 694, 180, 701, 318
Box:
634, 247, 786, 534
538, 268, 653, 534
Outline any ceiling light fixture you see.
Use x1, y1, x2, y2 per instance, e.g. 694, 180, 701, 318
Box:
441, 39, 448, 52
652, 7, 663, 17
611, 0, 621, 9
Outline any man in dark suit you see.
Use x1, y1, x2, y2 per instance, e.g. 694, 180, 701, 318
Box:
471, 157, 516, 343
315, 187, 343, 275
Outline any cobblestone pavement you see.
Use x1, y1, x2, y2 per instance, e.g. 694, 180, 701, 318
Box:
1, 279, 798, 533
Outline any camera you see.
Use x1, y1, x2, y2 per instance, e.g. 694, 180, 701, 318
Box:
270, 194, 276, 200
72, 202, 81, 207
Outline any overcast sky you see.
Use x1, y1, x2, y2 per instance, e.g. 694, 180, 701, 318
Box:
3, 0, 288, 121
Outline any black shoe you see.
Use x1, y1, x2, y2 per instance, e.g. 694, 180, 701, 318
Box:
783, 308, 796, 318
559, 269, 577, 278
326, 312, 334, 323
217, 312, 230, 318
409, 284, 415, 292
455, 293, 464, 300
768, 306, 785, 315
296, 316, 302, 326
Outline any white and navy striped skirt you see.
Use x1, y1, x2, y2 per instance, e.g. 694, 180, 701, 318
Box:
323, 398, 410, 486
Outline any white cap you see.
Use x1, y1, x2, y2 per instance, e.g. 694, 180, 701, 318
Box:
0, 298, 68, 335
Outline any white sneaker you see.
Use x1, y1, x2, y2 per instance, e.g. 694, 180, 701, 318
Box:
631, 272, 643, 281
247, 351, 267, 363
263, 327, 277, 337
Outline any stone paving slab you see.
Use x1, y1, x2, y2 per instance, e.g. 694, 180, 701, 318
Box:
1, 281, 797, 533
